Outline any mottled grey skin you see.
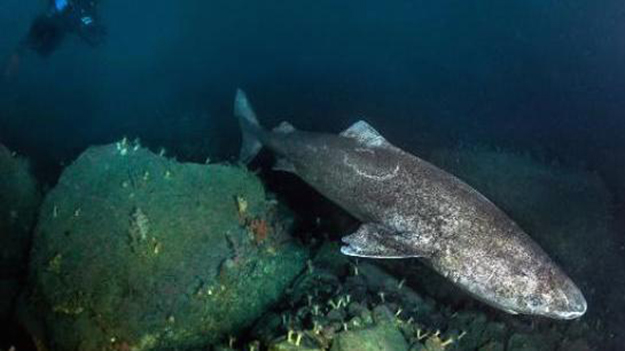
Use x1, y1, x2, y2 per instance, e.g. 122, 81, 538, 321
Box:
234, 89, 587, 319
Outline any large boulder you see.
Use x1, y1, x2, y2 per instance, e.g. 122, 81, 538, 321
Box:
26, 142, 308, 350
0, 145, 41, 321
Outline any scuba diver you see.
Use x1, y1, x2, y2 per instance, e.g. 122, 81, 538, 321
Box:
4, 0, 106, 78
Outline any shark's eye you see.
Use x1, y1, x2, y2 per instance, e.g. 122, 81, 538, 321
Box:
528, 295, 544, 308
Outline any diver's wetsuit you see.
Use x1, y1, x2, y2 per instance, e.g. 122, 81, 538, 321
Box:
24, 0, 105, 56
4, 0, 104, 78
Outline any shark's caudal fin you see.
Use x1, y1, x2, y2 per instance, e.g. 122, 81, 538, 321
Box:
234, 89, 263, 163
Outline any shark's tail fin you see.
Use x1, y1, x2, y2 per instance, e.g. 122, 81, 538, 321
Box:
234, 89, 263, 163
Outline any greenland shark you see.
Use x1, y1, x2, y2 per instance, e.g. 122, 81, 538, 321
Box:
233, 89, 587, 319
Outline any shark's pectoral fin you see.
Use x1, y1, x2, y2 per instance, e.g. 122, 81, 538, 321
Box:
340, 223, 425, 258
340, 120, 394, 149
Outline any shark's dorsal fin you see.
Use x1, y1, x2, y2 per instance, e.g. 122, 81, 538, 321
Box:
340, 120, 391, 148
273, 121, 296, 134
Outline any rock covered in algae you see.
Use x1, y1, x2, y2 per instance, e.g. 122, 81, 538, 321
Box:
26, 142, 308, 350
0, 144, 41, 321
330, 321, 408, 351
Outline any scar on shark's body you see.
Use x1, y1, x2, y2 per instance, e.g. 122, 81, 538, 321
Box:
342, 153, 400, 181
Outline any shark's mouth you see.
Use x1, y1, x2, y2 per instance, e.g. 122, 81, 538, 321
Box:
340, 236, 362, 257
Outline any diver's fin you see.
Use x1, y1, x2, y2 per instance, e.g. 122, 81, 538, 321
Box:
340, 223, 424, 258
340, 120, 392, 148
273, 157, 296, 173
273, 121, 296, 134
234, 89, 263, 163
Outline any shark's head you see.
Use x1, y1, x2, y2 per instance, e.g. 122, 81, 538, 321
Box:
503, 266, 587, 320
532, 275, 587, 320
465, 252, 587, 320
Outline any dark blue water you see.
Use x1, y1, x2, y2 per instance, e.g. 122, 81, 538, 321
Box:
1, 0, 624, 349
2, 1, 624, 168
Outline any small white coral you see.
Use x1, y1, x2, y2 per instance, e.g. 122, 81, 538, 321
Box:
130, 207, 149, 241
116, 137, 129, 156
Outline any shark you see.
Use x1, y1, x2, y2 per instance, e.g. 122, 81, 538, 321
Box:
233, 89, 587, 319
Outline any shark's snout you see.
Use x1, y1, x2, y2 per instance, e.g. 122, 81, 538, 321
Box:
542, 281, 587, 320
559, 286, 587, 319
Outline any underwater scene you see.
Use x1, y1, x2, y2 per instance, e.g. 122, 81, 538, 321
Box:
1, 1, 624, 350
